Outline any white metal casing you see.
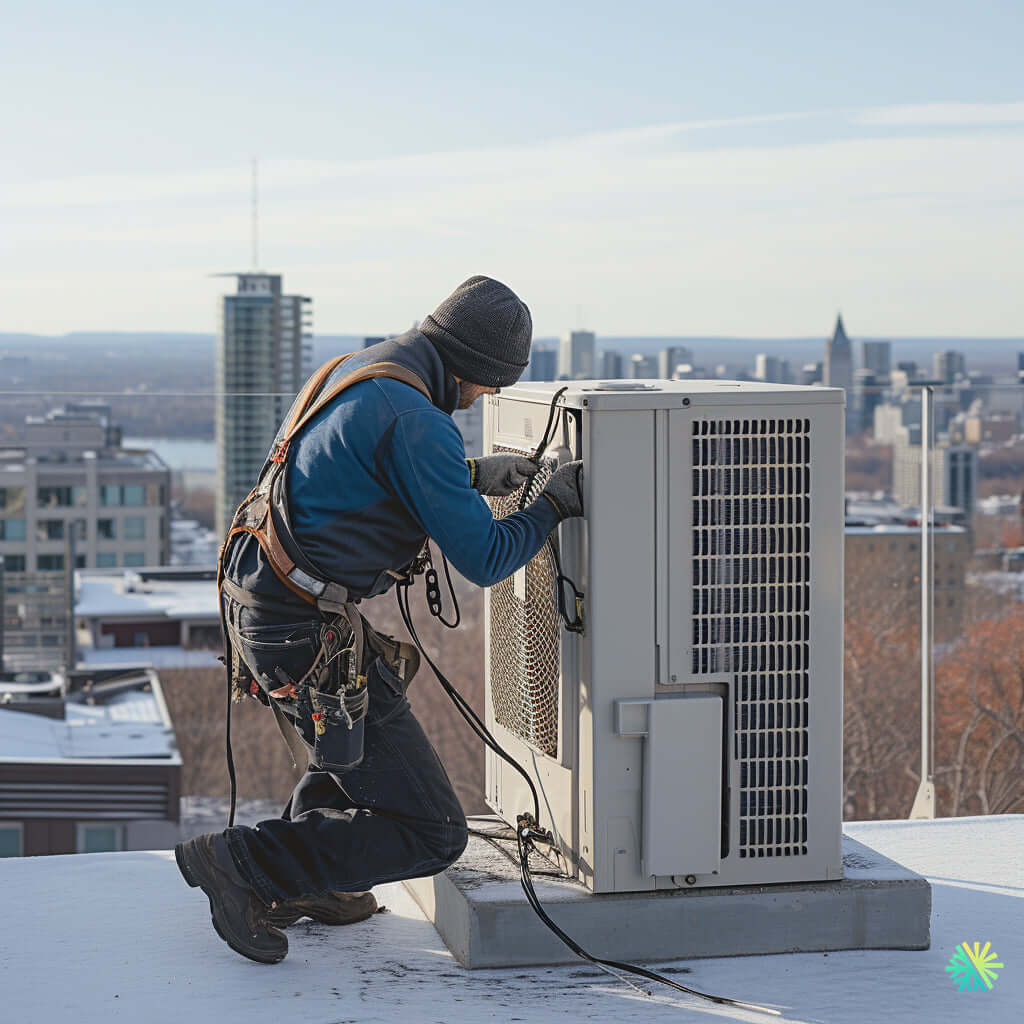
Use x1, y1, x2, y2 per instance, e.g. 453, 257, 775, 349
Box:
483, 380, 845, 893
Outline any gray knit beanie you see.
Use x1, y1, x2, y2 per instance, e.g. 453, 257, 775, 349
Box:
420, 276, 532, 388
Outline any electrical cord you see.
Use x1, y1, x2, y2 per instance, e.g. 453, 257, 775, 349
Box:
398, 579, 779, 1015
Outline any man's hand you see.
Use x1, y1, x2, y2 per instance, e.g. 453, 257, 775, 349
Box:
541, 461, 584, 519
468, 453, 540, 496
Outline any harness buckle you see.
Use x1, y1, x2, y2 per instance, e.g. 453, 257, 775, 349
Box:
270, 439, 290, 463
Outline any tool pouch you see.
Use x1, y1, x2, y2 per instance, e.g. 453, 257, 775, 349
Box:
303, 683, 370, 773
289, 618, 371, 773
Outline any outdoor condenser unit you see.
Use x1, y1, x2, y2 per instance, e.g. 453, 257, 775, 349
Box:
483, 380, 845, 893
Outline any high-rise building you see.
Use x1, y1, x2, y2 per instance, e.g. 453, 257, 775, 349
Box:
853, 369, 880, 435
215, 273, 313, 538
755, 354, 785, 383
824, 315, 854, 431
933, 350, 966, 386
799, 361, 822, 386
629, 354, 658, 379
861, 340, 891, 380
1017, 352, 1024, 383
528, 345, 557, 382
558, 330, 595, 380
823, 315, 853, 392
658, 345, 693, 380
891, 440, 978, 520
599, 350, 623, 379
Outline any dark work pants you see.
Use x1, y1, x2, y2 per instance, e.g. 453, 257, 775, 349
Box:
222, 595, 468, 906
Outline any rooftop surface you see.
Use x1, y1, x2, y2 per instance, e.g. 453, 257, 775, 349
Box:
76, 569, 219, 620
1, 816, 1019, 1022
0, 670, 180, 764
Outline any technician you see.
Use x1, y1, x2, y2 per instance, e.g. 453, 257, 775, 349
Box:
175, 275, 584, 963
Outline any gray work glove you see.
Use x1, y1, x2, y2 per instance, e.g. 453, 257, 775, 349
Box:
541, 461, 585, 519
468, 453, 540, 497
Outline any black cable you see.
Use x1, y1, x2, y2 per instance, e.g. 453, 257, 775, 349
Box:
218, 594, 238, 829
399, 572, 774, 1014
515, 825, 780, 1015
396, 581, 540, 824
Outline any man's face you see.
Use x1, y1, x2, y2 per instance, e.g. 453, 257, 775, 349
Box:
457, 380, 497, 409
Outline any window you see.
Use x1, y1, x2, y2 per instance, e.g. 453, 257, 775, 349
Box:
0, 519, 26, 541
97, 518, 116, 539
123, 552, 145, 567
36, 554, 64, 571
96, 552, 117, 568
75, 554, 87, 569
37, 486, 85, 508
123, 516, 145, 540
0, 487, 25, 513
102, 484, 146, 507
75, 823, 123, 854
36, 519, 65, 541
132, 632, 149, 647
1, 555, 26, 572
0, 823, 23, 857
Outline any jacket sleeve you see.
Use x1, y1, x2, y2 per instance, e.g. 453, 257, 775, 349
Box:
383, 406, 561, 587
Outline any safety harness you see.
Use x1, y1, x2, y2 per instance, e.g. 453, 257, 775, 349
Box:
216, 354, 426, 798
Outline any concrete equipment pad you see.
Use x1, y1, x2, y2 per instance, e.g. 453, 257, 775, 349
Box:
404, 827, 931, 968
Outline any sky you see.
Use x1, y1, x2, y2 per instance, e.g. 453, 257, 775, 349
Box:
1, 0, 1022, 338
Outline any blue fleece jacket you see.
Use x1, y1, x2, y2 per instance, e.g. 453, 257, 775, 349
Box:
223, 330, 560, 605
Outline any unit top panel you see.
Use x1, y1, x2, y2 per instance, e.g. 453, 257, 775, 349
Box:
499, 379, 845, 411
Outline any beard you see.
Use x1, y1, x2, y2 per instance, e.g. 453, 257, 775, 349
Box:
457, 381, 487, 409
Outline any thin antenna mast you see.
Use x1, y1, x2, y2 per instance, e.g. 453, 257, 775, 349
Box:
251, 157, 259, 270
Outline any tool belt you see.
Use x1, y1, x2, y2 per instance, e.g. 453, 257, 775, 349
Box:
221, 578, 420, 774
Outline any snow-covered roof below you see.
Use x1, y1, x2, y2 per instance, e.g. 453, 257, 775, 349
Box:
78, 645, 222, 670
1, 816, 1020, 1022
76, 571, 218, 621
0, 688, 179, 763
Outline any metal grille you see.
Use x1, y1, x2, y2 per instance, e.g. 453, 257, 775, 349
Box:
487, 448, 561, 758
691, 418, 811, 858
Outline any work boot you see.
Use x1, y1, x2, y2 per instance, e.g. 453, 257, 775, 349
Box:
264, 890, 378, 929
175, 833, 288, 964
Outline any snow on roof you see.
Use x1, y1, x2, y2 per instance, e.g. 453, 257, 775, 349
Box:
0, 683, 180, 764
1, 816, 1020, 1022
76, 570, 219, 621
78, 646, 222, 670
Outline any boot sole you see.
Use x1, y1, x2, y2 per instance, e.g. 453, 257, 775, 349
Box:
265, 900, 377, 929
174, 842, 287, 965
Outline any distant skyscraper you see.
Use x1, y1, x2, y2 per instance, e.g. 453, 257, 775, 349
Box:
853, 369, 880, 435
824, 315, 854, 430
559, 330, 595, 380
215, 272, 313, 538
755, 354, 782, 383
1017, 353, 1024, 383
933, 350, 966, 385
824, 315, 853, 390
629, 354, 658, 379
600, 350, 624, 378
862, 340, 891, 380
799, 361, 823, 386
529, 344, 557, 381
658, 345, 693, 379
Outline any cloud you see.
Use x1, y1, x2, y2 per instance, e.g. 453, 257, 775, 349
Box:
854, 102, 1024, 127
2, 105, 1023, 334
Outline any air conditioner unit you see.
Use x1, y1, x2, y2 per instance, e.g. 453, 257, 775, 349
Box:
483, 380, 844, 893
